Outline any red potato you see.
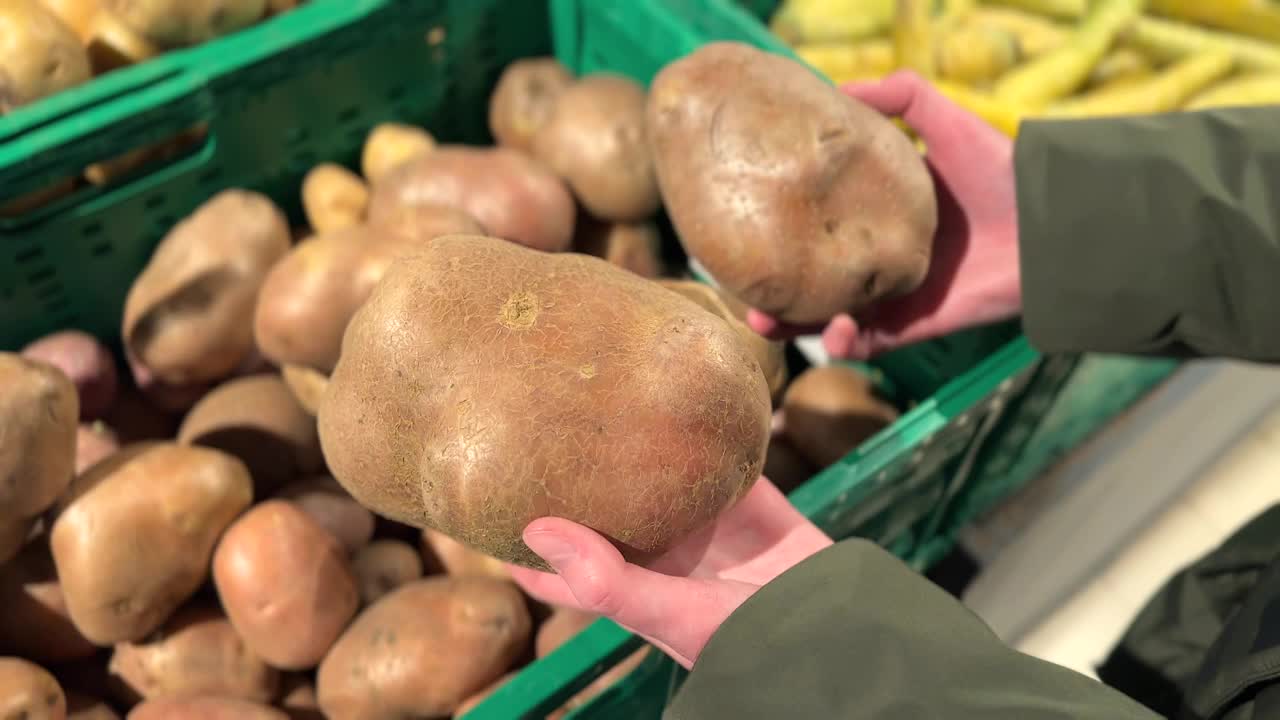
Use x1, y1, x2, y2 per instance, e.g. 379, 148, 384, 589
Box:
76, 423, 120, 475
50, 443, 254, 645
0, 538, 98, 664
317, 577, 532, 719
0, 657, 66, 720
351, 540, 424, 606
367, 147, 576, 253
125, 696, 287, 720
22, 331, 119, 420
275, 476, 375, 555
108, 602, 278, 703
212, 500, 359, 670
488, 57, 573, 152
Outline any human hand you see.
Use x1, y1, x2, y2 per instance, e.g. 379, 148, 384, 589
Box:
506, 477, 833, 669
747, 71, 1023, 360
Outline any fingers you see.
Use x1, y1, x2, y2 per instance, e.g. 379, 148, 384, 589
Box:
820, 314, 866, 360
744, 308, 826, 341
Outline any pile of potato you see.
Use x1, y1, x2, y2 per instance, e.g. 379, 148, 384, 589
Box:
775, 0, 1280, 136
1, 41, 933, 718
0, 0, 302, 116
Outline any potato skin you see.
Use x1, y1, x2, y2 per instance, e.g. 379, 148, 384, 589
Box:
575, 217, 664, 279
488, 57, 573, 152
50, 443, 254, 645
301, 164, 369, 233
316, 577, 532, 719
351, 540, 423, 606
212, 500, 359, 670
533, 73, 660, 222
0, 353, 79, 520
0, 538, 98, 664
280, 364, 328, 417
123, 190, 291, 386
125, 696, 287, 720
781, 365, 899, 468
22, 331, 119, 421
0, 657, 66, 720
647, 42, 938, 325
108, 602, 279, 703
421, 529, 511, 582
275, 476, 374, 554
369, 203, 486, 245
361, 123, 435, 184
0, 0, 92, 113
318, 235, 771, 569
104, 0, 266, 48
367, 147, 575, 253
177, 373, 322, 496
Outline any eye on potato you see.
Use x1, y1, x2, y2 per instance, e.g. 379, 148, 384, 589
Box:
647, 41, 938, 325
177, 373, 322, 496
301, 163, 369, 234
212, 500, 359, 670
50, 443, 253, 645
0, 657, 66, 720
318, 235, 771, 569
275, 476, 375, 555
574, 216, 664, 279
21, 330, 119, 421
0, 537, 98, 664
488, 57, 573, 152
108, 602, 279, 703
361, 122, 435, 184
0, 0, 93, 114
102, 0, 267, 48
781, 365, 899, 468
367, 148, 575, 253
351, 539, 424, 606
317, 577, 532, 719
122, 190, 291, 387
533, 73, 660, 223
1, 353, 79, 521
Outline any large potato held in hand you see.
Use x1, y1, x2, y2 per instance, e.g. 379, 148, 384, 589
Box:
367, 147, 575, 253
318, 235, 772, 569
316, 577, 532, 719
648, 42, 938, 325
533, 73, 660, 222
212, 500, 359, 670
488, 57, 573, 152
1, 353, 79, 520
50, 443, 253, 645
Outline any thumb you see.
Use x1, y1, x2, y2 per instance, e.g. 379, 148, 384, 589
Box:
842, 71, 996, 163
515, 518, 756, 668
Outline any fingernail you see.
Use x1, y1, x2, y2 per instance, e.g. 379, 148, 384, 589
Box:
524, 530, 577, 571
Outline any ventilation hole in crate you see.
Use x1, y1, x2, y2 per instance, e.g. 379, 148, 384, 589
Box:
27, 267, 54, 284
144, 194, 167, 210
81, 222, 103, 237
90, 242, 113, 257
15, 246, 43, 263
337, 106, 361, 125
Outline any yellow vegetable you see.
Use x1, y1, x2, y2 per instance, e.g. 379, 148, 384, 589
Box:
979, 0, 1085, 21
993, 0, 1143, 109
771, 0, 896, 44
1087, 47, 1154, 90
1146, 0, 1280, 45
935, 81, 1027, 137
940, 0, 976, 22
970, 7, 1070, 57
1184, 72, 1280, 110
937, 23, 1022, 85
1126, 15, 1280, 72
1048, 49, 1235, 117
894, 0, 937, 78
796, 40, 896, 83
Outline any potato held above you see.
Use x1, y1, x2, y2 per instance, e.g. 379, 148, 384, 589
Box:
317, 235, 772, 570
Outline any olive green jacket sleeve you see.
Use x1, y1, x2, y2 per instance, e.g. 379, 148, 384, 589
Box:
665, 538, 1157, 719
1015, 106, 1280, 361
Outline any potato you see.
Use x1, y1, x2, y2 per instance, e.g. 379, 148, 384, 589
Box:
280, 364, 327, 416
657, 279, 788, 402
108, 602, 278, 703
574, 216, 664, 278
21, 331, 118, 421
41, 0, 98, 41
648, 42, 938, 325
317, 577, 532, 719
254, 226, 421, 374
0, 0, 92, 113
86, 9, 160, 74
369, 202, 487, 244
367, 148, 575, 253
488, 57, 573, 152
122, 190, 291, 386
533, 74, 660, 222
361, 123, 435, 184
65, 690, 120, 720
421, 529, 512, 582
536, 608, 597, 658
1, 353, 79, 520
318, 235, 771, 569
452, 672, 515, 719
103, 0, 266, 48
0, 657, 66, 720
212, 500, 359, 670
781, 365, 899, 468
275, 476, 374, 554
0, 514, 36, 566
177, 373, 322, 495
126, 696, 287, 720
763, 435, 816, 495
301, 164, 369, 233
100, 388, 178, 445
76, 422, 120, 475
0, 538, 98, 663
122, 351, 212, 415
50, 443, 253, 645
277, 675, 321, 720
351, 540, 423, 606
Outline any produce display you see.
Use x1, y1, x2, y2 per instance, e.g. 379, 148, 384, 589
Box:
773, 0, 1280, 135
0, 42, 933, 718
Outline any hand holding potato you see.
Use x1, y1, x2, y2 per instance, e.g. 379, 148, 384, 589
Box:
747, 72, 1023, 361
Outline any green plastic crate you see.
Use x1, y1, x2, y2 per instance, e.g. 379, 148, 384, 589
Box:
0, 0, 1177, 718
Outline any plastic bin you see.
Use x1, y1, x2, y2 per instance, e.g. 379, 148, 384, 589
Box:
0, 0, 1177, 718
